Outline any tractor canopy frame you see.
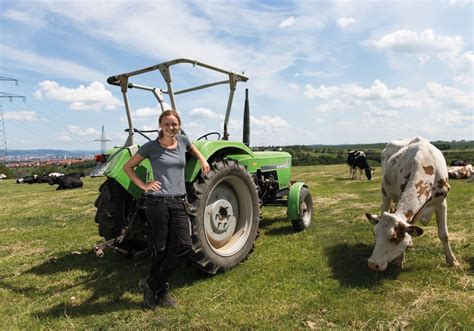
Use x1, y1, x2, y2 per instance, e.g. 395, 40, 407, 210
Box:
106, 58, 249, 146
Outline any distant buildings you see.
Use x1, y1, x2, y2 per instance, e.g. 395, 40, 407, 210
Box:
2, 151, 95, 168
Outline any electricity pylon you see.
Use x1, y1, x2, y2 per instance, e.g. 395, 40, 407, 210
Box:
0, 76, 26, 158
95, 124, 111, 154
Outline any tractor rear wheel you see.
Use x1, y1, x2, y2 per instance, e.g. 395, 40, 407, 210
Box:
291, 187, 313, 231
187, 159, 260, 274
94, 178, 135, 240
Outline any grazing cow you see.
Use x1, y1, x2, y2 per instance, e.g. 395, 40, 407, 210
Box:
347, 150, 374, 180
16, 175, 37, 184
49, 173, 84, 190
447, 164, 472, 179
35, 174, 54, 184
365, 137, 459, 271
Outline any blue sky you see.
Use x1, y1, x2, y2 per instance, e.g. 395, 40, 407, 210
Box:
0, 0, 472, 151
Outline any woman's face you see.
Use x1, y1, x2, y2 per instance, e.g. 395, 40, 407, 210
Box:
159, 115, 180, 137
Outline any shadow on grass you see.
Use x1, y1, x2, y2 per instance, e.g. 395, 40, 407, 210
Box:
324, 243, 388, 288
466, 256, 474, 273
334, 177, 352, 181
18, 249, 208, 318
259, 217, 294, 236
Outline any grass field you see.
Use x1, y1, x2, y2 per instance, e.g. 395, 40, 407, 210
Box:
0, 164, 473, 329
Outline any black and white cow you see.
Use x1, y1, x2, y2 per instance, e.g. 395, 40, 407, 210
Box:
365, 137, 459, 271
35, 174, 54, 184
16, 174, 54, 184
49, 173, 84, 190
347, 150, 374, 180
16, 175, 37, 184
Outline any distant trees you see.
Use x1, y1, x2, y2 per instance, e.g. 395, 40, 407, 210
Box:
0, 163, 15, 179
433, 142, 451, 150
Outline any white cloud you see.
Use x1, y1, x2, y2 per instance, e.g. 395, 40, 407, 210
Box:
58, 135, 71, 142
4, 111, 39, 121
67, 125, 99, 137
188, 107, 224, 120
447, 0, 472, 6
3, 9, 46, 28
251, 115, 289, 128
55, 125, 101, 148
279, 16, 295, 28
425, 82, 473, 109
366, 29, 463, 55
451, 51, 474, 85
366, 29, 472, 86
363, 109, 399, 118
290, 83, 299, 91
34, 80, 121, 111
1, 44, 105, 82
314, 99, 352, 113
337, 17, 356, 30
304, 80, 473, 126
39, 2, 251, 71
133, 107, 160, 118
304, 80, 409, 101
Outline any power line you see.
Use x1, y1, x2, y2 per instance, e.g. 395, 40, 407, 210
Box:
0, 76, 26, 158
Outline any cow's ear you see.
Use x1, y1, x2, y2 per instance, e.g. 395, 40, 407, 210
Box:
365, 213, 379, 224
407, 225, 423, 237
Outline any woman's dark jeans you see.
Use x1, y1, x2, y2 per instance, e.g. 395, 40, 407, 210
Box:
144, 195, 192, 293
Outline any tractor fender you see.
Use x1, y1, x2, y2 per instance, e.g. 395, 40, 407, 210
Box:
101, 145, 152, 198
287, 182, 308, 220
185, 140, 254, 182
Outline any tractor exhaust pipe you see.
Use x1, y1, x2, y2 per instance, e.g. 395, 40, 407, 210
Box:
243, 88, 250, 147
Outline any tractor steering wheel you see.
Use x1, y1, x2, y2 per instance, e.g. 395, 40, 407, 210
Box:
197, 132, 221, 141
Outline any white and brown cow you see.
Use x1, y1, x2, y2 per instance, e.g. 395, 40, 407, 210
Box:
365, 137, 459, 271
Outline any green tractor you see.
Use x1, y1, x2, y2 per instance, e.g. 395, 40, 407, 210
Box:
92, 58, 313, 274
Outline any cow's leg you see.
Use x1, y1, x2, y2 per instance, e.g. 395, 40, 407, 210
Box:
350, 167, 355, 179
358, 168, 362, 180
381, 191, 392, 213
435, 199, 460, 267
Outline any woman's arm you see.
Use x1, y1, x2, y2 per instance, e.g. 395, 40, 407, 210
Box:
123, 153, 161, 192
189, 145, 210, 175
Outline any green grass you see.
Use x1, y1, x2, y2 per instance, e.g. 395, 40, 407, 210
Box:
1, 165, 473, 329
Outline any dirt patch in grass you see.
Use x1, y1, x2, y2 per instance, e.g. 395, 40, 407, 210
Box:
315, 193, 360, 206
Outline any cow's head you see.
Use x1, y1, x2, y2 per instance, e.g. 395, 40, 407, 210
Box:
365, 212, 423, 271
365, 167, 375, 180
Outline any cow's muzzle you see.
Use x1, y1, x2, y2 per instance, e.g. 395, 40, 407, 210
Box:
368, 261, 380, 271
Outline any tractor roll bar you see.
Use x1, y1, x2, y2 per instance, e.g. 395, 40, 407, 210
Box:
107, 58, 248, 146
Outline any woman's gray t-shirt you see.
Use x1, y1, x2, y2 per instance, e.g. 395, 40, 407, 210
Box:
137, 134, 192, 196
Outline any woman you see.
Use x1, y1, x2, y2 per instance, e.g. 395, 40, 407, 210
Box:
124, 110, 210, 309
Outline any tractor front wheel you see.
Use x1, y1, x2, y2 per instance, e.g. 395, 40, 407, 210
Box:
291, 187, 313, 232
187, 159, 260, 274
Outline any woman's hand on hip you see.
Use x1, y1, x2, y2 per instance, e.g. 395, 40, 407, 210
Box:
144, 180, 161, 192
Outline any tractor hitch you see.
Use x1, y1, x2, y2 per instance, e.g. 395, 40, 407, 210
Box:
94, 235, 127, 257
